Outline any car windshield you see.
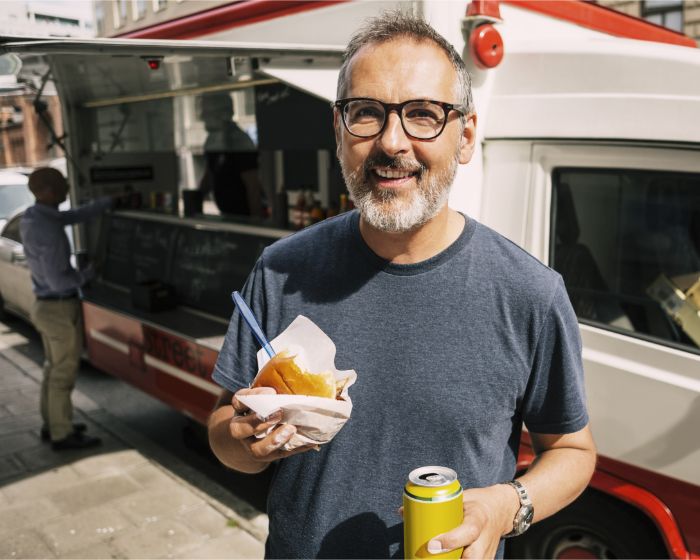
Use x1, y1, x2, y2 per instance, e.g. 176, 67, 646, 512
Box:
0, 184, 34, 219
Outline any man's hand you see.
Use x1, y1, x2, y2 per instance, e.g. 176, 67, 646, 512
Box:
426, 485, 518, 559
208, 387, 317, 473
426, 427, 596, 558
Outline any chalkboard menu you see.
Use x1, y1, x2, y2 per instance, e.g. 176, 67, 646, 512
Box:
100, 214, 274, 318
102, 216, 134, 286
132, 220, 176, 283
170, 227, 270, 318
102, 216, 176, 287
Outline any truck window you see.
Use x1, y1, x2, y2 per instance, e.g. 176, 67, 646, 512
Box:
85, 82, 341, 226
551, 168, 700, 353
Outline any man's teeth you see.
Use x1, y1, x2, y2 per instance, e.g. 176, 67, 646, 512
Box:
375, 168, 413, 179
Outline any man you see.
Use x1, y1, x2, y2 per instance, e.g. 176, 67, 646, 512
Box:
209, 12, 596, 559
21, 167, 112, 451
198, 92, 264, 218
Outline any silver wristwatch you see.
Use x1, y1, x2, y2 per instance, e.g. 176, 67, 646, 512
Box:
503, 480, 534, 538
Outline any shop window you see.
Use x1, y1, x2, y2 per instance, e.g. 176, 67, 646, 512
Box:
642, 0, 683, 32
113, 0, 129, 28
133, 0, 147, 21
94, 2, 105, 35
551, 168, 700, 353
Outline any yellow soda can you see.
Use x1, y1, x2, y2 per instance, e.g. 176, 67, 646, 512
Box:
403, 466, 464, 559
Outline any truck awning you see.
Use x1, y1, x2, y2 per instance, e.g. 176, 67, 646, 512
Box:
0, 35, 342, 105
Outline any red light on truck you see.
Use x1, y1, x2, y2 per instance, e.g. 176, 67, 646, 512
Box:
469, 24, 504, 69
146, 58, 161, 70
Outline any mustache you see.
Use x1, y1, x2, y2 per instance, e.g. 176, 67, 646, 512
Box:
362, 154, 426, 178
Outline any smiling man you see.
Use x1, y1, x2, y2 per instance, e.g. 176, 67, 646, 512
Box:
209, 12, 596, 559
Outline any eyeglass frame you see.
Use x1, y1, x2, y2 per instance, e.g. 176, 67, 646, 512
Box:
333, 97, 469, 141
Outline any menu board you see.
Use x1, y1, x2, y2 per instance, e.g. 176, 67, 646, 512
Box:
170, 227, 271, 318
132, 220, 176, 283
102, 216, 176, 286
100, 214, 274, 318
102, 216, 134, 286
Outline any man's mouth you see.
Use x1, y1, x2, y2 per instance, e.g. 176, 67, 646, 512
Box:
373, 167, 418, 180
370, 167, 423, 189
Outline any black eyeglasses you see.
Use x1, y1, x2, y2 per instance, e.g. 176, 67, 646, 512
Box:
333, 97, 468, 140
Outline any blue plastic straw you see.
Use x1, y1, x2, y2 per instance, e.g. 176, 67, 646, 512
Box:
231, 291, 275, 358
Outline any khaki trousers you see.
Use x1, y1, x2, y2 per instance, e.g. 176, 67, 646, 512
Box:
30, 298, 82, 442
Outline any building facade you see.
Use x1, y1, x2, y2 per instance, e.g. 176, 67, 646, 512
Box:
96, 0, 700, 43
95, 0, 222, 36
597, 0, 700, 40
0, 1, 94, 167
0, 96, 63, 168
0, 1, 94, 38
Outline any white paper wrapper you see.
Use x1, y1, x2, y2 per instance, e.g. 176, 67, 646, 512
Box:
236, 315, 356, 451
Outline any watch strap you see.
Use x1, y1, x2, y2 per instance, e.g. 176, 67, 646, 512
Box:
503, 480, 533, 538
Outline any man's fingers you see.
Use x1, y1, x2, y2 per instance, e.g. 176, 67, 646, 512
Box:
427, 519, 482, 556
230, 410, 282, 440
246, 424, 298, 460
276, 443, 320, 459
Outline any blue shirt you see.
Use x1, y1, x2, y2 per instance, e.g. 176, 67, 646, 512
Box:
212, 211, 588, 559
20, 198, 112, 298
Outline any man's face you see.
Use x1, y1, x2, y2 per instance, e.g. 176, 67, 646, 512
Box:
34, 175, 68, 206
49, 178, 69, 206
335, 39, 476, 233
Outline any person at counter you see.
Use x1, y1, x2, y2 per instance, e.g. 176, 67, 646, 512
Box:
198, 92, 264, 218
20, 167, 112, 451
208, 12, 596, 559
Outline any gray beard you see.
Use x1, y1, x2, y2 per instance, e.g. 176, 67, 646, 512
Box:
339, 153, 459, 233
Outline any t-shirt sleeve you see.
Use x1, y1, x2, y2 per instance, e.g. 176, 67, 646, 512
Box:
522, 276, 589, 434
211, 257, 267, 394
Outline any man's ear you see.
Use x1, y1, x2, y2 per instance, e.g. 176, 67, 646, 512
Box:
458, 113, 477, 165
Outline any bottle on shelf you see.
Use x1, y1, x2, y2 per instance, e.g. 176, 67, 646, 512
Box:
302, 190, 314, 228
294, 191, 307, 230
310, 197, 325, 224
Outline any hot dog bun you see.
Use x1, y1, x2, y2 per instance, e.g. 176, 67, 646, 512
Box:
252, 351, 337, 399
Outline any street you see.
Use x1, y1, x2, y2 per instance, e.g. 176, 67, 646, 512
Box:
0, 311, 273, 513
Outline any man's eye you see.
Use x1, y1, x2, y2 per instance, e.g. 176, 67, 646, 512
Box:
351, 106, 383, 120
406, 108, 440, 121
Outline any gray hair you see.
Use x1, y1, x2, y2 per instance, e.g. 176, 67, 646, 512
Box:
336, 11, 474, 116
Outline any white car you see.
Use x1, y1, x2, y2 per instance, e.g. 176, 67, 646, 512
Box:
0, 206, 33, 321
0, 170, 33, 231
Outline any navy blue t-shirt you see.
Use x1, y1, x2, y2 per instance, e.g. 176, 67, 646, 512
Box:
212, 210, 588, 559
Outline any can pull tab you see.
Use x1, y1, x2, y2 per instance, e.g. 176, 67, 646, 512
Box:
419, 473, 448, 485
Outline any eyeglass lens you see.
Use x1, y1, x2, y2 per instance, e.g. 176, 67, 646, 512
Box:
343, 100, 447, 139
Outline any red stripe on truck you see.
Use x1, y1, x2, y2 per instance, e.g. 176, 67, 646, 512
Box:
115, 0, 346, 40
503, 0, 697, 48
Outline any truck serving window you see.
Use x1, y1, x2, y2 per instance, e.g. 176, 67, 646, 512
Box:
551, 168, 700, 353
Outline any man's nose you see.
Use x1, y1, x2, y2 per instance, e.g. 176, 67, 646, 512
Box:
376, 111, 411, 155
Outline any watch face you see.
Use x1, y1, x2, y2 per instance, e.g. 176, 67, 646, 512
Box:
523, 507, 534, 526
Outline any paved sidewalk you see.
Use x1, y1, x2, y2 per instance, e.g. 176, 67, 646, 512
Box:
0, 319, 267, 559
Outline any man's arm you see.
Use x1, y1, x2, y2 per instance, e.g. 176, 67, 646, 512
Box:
59, 196, 113, 225
428, 425, 596, 558
208, 387, 318, 474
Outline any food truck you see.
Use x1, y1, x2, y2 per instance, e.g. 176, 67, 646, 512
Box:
1, 0, 699, 557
